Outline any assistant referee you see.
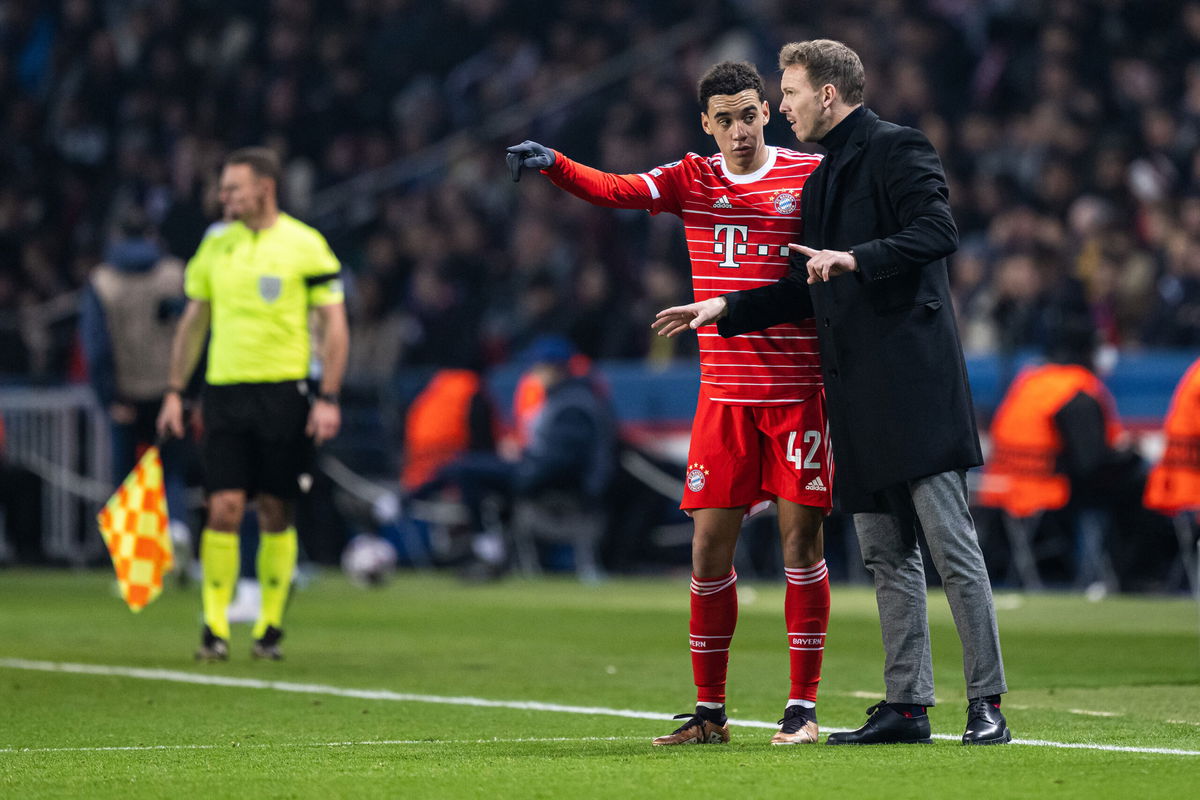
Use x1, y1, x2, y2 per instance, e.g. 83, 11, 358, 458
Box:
157, 147, 349, 661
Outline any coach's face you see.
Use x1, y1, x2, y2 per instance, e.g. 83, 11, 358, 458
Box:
780, 65, 833, 143
219, 164, 271, 222
701, 89, 769, 175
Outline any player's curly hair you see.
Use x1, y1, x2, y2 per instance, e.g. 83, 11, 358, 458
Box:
697, 61, 766, 111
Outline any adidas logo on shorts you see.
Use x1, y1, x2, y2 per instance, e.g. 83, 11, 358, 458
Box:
805, 476, 827, 492
712, 195, 733, 208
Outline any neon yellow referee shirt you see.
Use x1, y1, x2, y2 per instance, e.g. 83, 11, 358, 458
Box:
185, 213, 343, 385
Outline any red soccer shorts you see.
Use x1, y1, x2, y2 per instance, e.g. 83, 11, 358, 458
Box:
681, 391, 833, 514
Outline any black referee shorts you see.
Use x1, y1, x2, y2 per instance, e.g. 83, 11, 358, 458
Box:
201, 381, 313, 498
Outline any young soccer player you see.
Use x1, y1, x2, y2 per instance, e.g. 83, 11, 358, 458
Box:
507, 61, 832, 745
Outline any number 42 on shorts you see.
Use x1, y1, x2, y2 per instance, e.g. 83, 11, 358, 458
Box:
786, 430, 822, 470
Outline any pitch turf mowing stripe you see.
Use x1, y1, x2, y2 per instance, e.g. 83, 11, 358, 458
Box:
3, 658, 1199, 758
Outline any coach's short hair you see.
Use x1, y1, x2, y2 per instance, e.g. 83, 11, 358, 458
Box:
778, 40, 865, 106
697, 61, 766, 110
224, 147, 281, 182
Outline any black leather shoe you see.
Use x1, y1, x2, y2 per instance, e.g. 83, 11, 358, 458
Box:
962, 698, 1011, 745
826, 702, 932, 745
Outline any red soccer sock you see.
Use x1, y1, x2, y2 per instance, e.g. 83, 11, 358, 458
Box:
690, 570, 738, 704
784, 559, 830, 703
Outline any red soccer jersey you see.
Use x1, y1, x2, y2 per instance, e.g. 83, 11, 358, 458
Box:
546, 146, 823, 404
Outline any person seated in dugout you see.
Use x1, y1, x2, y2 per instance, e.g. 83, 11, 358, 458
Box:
979, 306, 1151, 588
399, 361, 498, 496
408, 336, 617, 574
1144, 356, 1200, 516
1142, 355, 1200, 591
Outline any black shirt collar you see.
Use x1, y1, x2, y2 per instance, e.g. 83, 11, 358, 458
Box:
818, 105, 866, 153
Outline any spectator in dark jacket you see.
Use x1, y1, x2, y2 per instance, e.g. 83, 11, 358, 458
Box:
79, 211, 192, 552
516, 337, 616, 501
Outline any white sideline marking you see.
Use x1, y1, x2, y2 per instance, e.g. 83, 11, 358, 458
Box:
0, 658, 741, 725
2, 659, 1198, 757
0, 736, 642, 755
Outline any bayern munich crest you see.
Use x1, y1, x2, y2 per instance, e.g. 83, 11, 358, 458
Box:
772, 191, 798, 215
686, 463, 709, 492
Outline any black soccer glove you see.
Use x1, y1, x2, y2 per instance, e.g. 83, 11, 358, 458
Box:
506, 140, 556, 182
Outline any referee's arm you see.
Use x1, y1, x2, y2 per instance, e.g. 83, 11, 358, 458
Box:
307, 301, 348, 445
157, 299, 211, 439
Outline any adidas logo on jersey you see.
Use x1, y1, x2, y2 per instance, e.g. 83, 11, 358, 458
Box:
805, 476, 827, 492
712, 195, 733, 208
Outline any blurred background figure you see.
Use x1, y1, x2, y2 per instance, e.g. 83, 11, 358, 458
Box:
156, 147, 349, 662
78, 208, 192, 569
0, 416, 43, 564
400, 361, 497, 496
978, 305, 1148, 595
408, 336, 616, 580
1143, 355, 1200, 594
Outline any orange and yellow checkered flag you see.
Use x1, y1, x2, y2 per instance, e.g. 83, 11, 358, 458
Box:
97, 446, 174, 612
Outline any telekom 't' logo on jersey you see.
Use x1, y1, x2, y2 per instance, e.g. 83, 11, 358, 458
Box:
713, 223, 791, 268
713, 224, 748, 268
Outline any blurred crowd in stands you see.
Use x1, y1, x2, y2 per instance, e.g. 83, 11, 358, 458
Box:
2, 0, 1199, 590
1, 0, 1198, 388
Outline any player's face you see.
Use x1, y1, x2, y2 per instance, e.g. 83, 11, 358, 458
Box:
702, 89, 769, 174
218, 164, 271, 222
780, 65, 832, 142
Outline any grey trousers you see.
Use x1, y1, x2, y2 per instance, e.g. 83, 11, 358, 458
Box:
853, 469, 1007, 706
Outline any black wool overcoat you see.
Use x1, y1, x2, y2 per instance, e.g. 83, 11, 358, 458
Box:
718, 108, 982, 512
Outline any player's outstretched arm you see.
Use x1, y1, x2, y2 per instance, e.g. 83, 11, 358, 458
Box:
506, 140, 556, 182
652, 297, 728, 338
509, 141, 659, 210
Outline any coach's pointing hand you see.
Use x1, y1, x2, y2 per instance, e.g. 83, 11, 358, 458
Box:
789, 243, 857, 284
506, 141, 556, 181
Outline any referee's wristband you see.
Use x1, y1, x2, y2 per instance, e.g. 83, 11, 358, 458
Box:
316, 391, 340, 405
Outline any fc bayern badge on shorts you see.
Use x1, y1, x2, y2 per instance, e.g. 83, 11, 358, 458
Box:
686, 463, 709, 492
771, 190, 798, 215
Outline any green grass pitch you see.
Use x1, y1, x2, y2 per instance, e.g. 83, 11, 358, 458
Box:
1, 568, 1198, 798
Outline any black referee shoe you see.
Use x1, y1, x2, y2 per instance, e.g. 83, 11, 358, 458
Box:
195, 626, 229, 662
252, 626, 285, 661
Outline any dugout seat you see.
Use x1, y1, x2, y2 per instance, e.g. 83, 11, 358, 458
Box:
1164, 512, 1199, 596
992, 508, 1117, 593
510, 491, 605, 583
997, 511, 1045, 591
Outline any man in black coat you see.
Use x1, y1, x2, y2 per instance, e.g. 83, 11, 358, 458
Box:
654, 39, 1010, 745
